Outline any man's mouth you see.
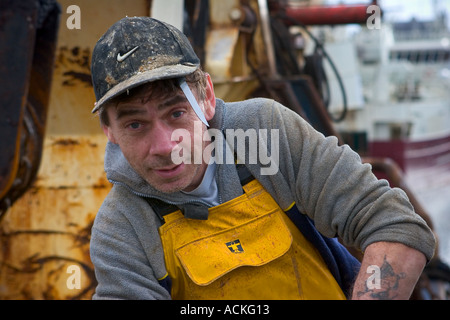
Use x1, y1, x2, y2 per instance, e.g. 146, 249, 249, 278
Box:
153, 163, 185, 179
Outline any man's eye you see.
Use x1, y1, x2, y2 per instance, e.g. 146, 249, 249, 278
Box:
128, 122, 141, 129
172, 111, 184, 118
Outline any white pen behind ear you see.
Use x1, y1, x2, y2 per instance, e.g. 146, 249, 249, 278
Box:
178, 78, 210, 127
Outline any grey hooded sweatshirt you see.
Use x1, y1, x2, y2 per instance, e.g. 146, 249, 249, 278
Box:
90, 97, 435, 299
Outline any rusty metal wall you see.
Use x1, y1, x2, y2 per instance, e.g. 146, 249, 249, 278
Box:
0, 0, 269, 299
204, 0, 266, 101
0, 0, 150, 300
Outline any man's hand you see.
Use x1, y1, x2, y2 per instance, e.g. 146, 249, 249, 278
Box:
352, 242, 427, 300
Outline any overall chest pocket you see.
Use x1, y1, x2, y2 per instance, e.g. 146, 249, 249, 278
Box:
174, 209, 293, 286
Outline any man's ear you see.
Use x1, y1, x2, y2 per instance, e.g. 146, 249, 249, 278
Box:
102, 124, 117, 144
203, 73, 216, 121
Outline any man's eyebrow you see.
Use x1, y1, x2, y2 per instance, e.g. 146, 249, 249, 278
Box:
158, 94, 188, 110
114, 94, 188, 120
115, 108, 147, 121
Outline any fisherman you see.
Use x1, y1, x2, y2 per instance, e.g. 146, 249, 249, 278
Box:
89, 16, 435, 300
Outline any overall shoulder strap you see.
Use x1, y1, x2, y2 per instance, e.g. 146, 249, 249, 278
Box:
236, 163, 254, 186
144, 198, 179, 223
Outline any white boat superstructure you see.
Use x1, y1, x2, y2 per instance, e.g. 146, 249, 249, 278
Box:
320, 20, 450, 144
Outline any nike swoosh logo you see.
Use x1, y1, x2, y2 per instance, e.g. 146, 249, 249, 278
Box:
117, 46, 139, 62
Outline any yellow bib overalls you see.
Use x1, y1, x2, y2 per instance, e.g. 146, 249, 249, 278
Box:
157, 178, 346, 300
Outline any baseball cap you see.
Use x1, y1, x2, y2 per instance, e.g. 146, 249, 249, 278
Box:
91, 16, 201, 114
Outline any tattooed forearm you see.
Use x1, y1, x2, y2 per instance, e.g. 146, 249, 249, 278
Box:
356, 255, 406, 300
352, 242, 426, 300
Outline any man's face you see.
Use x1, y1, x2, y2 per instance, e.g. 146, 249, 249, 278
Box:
102, 75, 216, 193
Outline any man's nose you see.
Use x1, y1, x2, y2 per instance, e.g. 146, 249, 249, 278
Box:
148, 122, 177, 157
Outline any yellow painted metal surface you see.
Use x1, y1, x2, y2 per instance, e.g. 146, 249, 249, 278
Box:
0, 0, 149, 300
0, 0, 267, 299
206, 0, 268, 101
